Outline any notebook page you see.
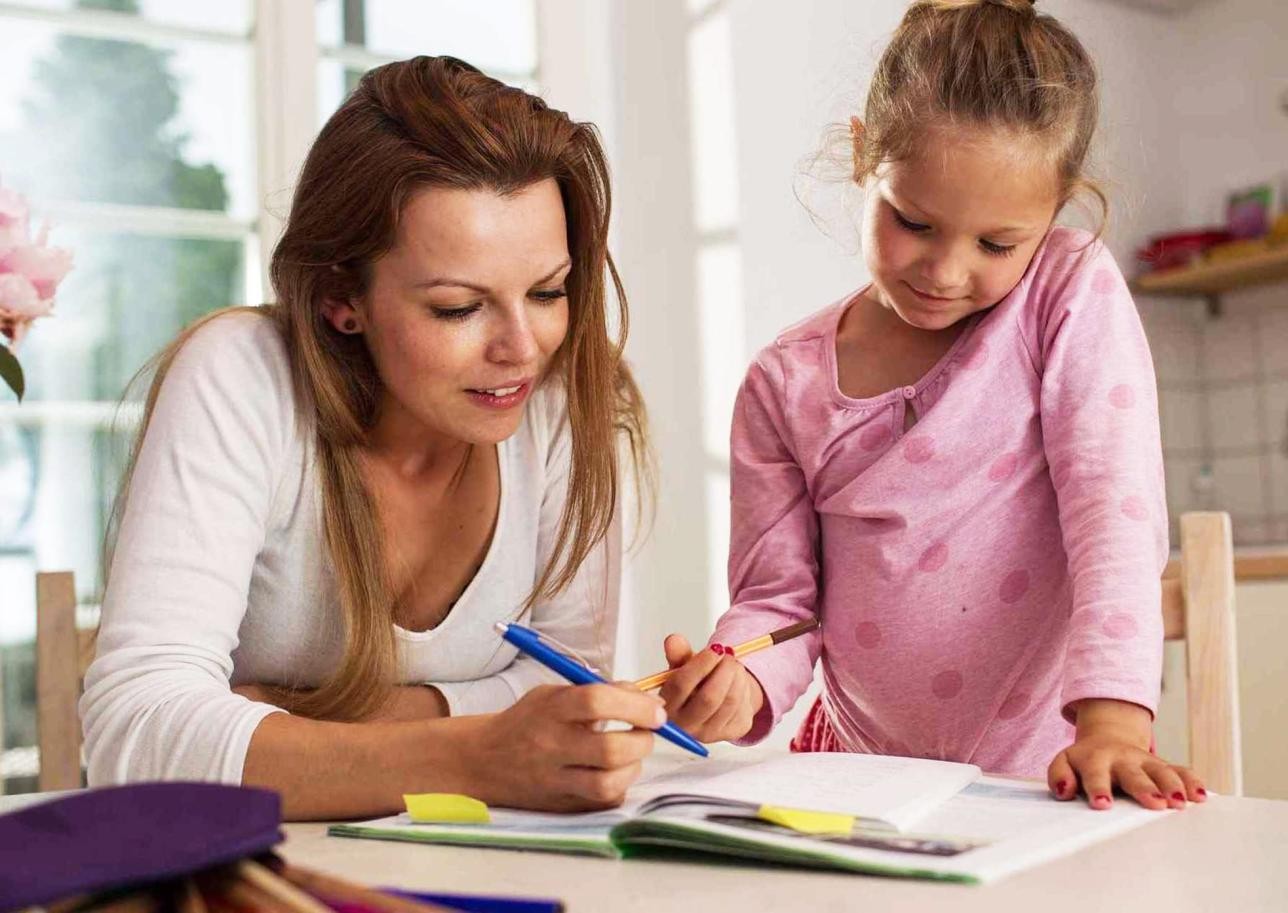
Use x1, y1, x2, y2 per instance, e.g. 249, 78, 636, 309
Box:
626, 775, 1168, 882
631, 752, 980, 831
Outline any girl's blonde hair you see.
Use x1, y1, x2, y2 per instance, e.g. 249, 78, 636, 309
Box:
107, 56, 651, 721
859, 0, 1106, 229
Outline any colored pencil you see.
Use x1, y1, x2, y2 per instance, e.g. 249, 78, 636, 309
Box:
633, 618, 820, 692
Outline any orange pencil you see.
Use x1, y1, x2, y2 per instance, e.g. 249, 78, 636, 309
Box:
633, 618, 820, 692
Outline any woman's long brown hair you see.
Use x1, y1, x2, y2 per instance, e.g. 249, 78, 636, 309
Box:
106, 56, 651, 720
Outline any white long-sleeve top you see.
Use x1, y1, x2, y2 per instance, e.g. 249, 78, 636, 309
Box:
80, 310, 620, 786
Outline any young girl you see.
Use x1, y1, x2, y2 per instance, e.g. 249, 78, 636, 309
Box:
659, 0, 1206, 811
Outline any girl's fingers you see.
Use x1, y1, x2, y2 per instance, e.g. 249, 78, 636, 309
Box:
1174, 766, 1208, 803
703, 671, 752, 741
1142, 759, 1189, 809
663, 633, 694, 669
658, 646, 723, 710
1047, 750, 1077, 801
1073, 755, 1114, 809
1115, 761, 1170, 810
674, 655, 739, 729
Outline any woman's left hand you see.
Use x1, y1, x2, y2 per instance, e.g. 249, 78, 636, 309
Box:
1047, 699, 1206, 810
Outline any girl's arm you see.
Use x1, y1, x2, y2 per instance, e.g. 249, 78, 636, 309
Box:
692, 348, 823, 742
1032, 234, 1203, 807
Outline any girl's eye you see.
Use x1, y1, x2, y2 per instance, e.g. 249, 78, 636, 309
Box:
892, 208, 931, 234
531, 287, 568, 303
431, 303, 482, 321
979, 239, 1017, 258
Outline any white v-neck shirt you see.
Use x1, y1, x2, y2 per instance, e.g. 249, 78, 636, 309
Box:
80, 310, 620, 786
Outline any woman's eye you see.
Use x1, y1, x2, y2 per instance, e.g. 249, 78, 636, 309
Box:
979, 239, 1017, 258
892, 208, 931, 233
531, 288, 568, 303
431, 303, 482, 321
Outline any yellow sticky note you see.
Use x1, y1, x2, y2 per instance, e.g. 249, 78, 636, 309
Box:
757, 804, 854, 836
403, 793, 491, 825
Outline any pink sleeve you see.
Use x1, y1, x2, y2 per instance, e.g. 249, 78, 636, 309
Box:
713, 348, 823, 743
1031, 240, 1168, 722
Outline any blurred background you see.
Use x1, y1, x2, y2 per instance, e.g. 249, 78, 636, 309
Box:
0, 0, 1284, 795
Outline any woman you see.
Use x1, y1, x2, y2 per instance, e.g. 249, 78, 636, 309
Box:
80, 56, 660, 820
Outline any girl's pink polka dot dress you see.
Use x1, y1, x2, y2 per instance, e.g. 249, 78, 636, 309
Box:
714, 228, 1168, 778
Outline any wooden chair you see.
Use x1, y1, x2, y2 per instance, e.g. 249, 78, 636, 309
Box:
1162, 512, 1242, 796
33, 571, 95, 792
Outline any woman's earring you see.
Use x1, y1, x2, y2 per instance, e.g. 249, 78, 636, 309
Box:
342, 318, 358, 333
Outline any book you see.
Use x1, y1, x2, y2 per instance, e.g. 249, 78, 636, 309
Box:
329, 752, 1171, 883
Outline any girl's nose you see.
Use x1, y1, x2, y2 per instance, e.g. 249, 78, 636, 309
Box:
920, 243, 969, 293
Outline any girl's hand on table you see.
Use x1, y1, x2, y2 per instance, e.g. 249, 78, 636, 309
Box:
1048, 699, 1206, 810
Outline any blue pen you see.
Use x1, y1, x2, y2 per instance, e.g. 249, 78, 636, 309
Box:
494, 622, 708, 758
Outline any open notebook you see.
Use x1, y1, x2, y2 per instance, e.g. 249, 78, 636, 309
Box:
328, 752, 1170, 884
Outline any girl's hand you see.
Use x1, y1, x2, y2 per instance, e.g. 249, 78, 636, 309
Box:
467, 683, 661, 812
1047, 699, 1207, 810
657, 633, 765, 743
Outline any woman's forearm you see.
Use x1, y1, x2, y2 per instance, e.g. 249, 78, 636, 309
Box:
233, 684, 449, 723
241, 711, 489, 820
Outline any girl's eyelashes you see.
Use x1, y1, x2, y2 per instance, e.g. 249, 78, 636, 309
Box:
891, 207, 931, 234
979, 239, 1017, 258
892, 204, 1018, 258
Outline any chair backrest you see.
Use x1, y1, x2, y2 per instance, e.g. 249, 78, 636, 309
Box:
34, 571, 93, 792
1161, 512, 1242, 796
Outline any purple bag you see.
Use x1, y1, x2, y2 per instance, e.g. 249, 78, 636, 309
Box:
0, 782, 282, 911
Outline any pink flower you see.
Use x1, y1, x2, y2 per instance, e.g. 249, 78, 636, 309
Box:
0, 273, 46, 318
2, 242, 73, 299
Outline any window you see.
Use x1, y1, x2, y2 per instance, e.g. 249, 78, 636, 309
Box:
685, 0, 745, 626
0, 0, 539, 793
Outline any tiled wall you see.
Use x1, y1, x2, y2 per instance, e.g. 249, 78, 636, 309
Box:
1139, 283, 1288, 547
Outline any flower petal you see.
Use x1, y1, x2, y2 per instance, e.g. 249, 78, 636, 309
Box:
0, 273, 49, 317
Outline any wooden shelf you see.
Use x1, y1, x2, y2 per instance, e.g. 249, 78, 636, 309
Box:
1131, 244, 1288, 299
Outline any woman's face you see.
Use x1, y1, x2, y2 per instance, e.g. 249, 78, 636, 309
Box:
333, 179, 571, 448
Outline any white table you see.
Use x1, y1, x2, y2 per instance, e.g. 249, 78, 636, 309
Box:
278, 749, 1288, 913
6, 766, 1288, 912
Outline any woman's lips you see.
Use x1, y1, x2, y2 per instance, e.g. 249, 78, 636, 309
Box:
466, 380, 532, 410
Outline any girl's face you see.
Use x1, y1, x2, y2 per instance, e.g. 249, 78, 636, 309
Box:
328, 179, 571, 448
860, 126, 1062, 332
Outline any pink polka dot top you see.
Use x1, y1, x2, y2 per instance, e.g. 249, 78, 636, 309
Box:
712, 227, 1168, 778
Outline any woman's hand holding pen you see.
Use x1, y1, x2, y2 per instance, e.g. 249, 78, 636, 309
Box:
658, 634, 765, 743
466, 683, 662, 812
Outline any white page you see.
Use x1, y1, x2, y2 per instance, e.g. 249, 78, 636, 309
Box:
629, 752, 980, 831
638, 775, 1170, 883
